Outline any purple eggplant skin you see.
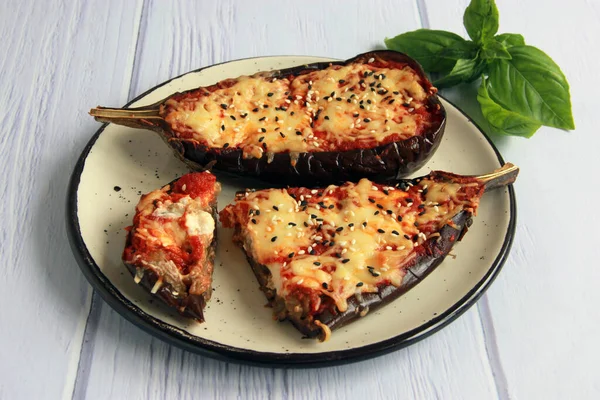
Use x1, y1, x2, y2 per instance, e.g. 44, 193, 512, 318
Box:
122, 192, 218, 323
93, 50, 446, 186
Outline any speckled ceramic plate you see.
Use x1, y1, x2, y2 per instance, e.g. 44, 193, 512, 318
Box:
67, 56, 516, 367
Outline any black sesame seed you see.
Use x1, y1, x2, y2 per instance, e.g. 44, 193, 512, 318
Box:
360, 105, 365, 109
273, 205, 279, 211
393, 91, 400, 95
230, 115, 236, 120
259, 116, 266, 121
329, 242, 335, 247
412, 234, 419, 241
263, 105, 269, 108
251, 219, 257, 224
414, 222, 420, 227
364, 118, 371, 123
288, 222, 296, 226
356, 282, 364, 287
258, 136, 265, 142
377, 228, 385, 234
255, 210, 260, 215
368, 198, 375, 204
367, 99, 372, 104
328, 204, 335, 209
362, 222, 367, 227
388, 99, 395, 105
376, 83, 382, 88
392, 230, 400, 236
419, 210, 426, 216
252, 108, 259, 112
422, 188, 429, 195
271, 236, 277, 242
330, 91, 335, 97
290, 111, 295, 115
406, 198, 414, 203
382, 189, 389, 195
309, 250, 316, 255
341, 259, 350, 264
336, 97, 342, 101
304, 222, 309, 227
324, 116, 330, 120
314, 262, 321, 266
386, 209, 393, 214
240, 113, 248, 118
323, 96, 330, 101
376, 204, 384, 209
221, 125, 225, 131
418, 204, 425, 209
404, 234, 411, 240
261, 128, 267, 133
348, 223, 354, 227
339, 79, 345, 84
336, 227, 344, 232
220, 104, 228, 110
223, 143, 229, 149
267, 92, 274, 97
353, 112, 359, 117
311, 214, 317, 219
374, 211, 380, 215
322, 282, 328, 289
403, 102, 411, 107
288, 252, 295, 258
279, 132, 285, 138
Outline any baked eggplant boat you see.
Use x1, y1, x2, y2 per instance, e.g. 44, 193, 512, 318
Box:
219, 163, 518, 340
90, 50, 445, 185
123, 171, 220, 322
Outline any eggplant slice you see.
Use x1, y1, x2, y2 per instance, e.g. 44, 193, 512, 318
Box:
219, 164, 518, 340
90, 50, 445, 185
123, 171, 221, 322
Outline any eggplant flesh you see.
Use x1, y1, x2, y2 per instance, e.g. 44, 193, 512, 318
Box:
90, 50, 446, 186
224, 163, 518, 340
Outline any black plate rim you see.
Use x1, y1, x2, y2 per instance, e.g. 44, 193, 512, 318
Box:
66, 55, 516, 368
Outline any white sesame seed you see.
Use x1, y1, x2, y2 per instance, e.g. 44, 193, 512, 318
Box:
298, 250, 306, 255
351, 239, 356, 245
386, 246, 392, 250
368, 57, 375, 63
297, 279, 304, 284
399, 246, 406, 250
341, 249, 348, 254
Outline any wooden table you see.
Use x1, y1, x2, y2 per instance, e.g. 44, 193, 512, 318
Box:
2, 1, 597, 398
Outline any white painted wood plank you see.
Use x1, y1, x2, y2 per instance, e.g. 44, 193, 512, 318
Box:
424, 1, 600, 399
81, 1, 499, 399
0, 0, 142, 399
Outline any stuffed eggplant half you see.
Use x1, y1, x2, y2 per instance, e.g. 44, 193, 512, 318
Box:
90, 50, 445, 185
123, 171, 220, 322
219, 164, 518, 341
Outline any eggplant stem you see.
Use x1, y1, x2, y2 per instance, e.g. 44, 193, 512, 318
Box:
477, 163, 519, 192
89, 107, 163, 120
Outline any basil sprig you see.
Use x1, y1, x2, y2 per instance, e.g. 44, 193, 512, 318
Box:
384, 0, 574, 137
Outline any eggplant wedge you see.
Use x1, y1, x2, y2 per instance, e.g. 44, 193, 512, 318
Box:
122, 171, 221, 322
219, 163, 518, 340
90, 50, 445, 185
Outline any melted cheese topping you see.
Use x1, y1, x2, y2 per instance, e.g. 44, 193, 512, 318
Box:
163, 62, 437, 157
221, 177, 481, 313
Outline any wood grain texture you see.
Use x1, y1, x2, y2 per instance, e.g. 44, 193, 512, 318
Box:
2, 0, 598, 398
0, 1, 142, 399
78, 1, 498, 399
425, 0, 600, 399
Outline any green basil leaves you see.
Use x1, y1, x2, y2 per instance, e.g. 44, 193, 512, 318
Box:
384, 0, 574, 137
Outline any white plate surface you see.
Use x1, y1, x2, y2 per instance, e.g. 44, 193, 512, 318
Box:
68, 56, 515, 365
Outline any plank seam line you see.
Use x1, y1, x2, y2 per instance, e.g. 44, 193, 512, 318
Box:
70, 1, 147, 398
127, 0, 149, 101
477, 296, 511, 400
415, 0, 431, 29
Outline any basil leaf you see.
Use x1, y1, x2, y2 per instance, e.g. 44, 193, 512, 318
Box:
463, 0, 499, 43
478, 78, 541, 137
488, 45, 575, 130
438, 40, 479, 60
495, 33, 525, 48
385, 30, 468, 73
434, 58, 481, 88
480, 39, 511, 61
